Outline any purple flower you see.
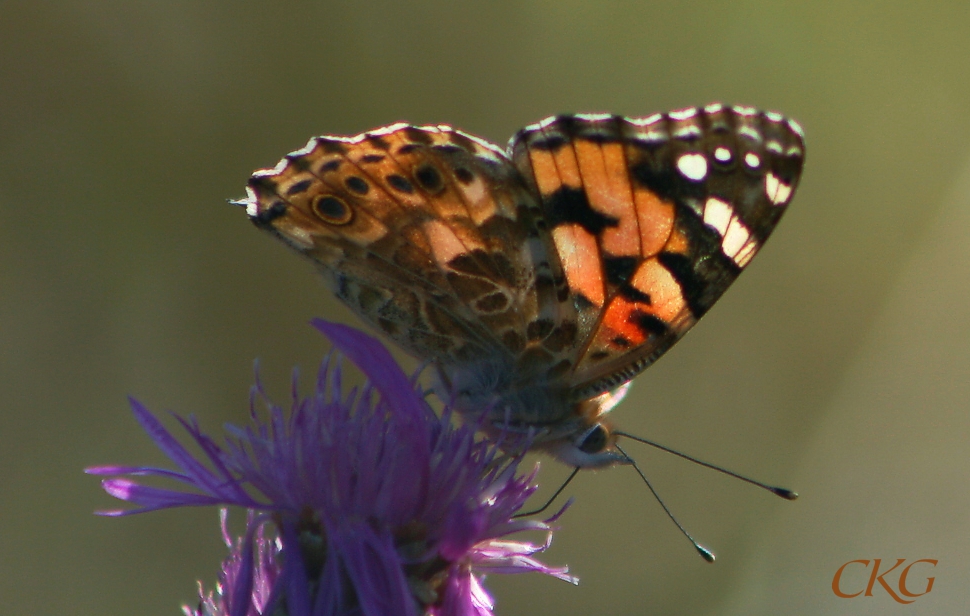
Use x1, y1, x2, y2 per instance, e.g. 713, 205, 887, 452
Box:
89, 319, 575, 616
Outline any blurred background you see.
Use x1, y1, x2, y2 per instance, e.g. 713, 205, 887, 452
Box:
2, 1, 969, 614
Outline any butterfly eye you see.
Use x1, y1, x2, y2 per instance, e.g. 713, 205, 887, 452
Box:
577, 423, 609, 454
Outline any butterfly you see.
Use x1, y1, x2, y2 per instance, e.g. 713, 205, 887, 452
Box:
242, 104, 804, 469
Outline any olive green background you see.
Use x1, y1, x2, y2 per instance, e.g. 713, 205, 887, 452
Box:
2, 2, 969, 614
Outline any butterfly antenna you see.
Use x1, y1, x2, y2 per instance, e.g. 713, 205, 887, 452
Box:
616, 443, 715, 563
513, 467, 580, 519
614, 431, 798, 500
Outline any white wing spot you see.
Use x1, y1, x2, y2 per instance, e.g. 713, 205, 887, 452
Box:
290, 138, 319, 158
538, 116, 560, 129
244, 188, 259, 217
457, 130, 506, 158
672, 124, 702, 139
631, 113, 663, 126
714, 147, 732, 163
744, 152, 761, 168
525, 116, 560, 131
677, 153, 707, 181
764, 111, 784, 122
733, 106, 758, 116
734, 239, 759, 267
738, 126, 762, 142
363, 123, 410, 138
575, 113, 613, 121
765, 172, 792, 205
704, 102, 724, 114
703, 197, 733, 236
722, 217, 751, 260
669, 107, 698, 120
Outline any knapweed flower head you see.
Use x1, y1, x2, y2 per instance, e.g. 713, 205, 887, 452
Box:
88, 319, 575, 616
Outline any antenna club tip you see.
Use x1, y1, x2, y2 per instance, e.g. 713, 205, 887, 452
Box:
697, 545, 716, 563
772, 487, 799, 500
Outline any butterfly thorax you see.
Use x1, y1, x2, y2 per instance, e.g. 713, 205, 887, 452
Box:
433, 359, 630, 468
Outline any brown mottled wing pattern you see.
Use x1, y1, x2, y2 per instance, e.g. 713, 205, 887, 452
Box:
509, 105, 805, 400
243, 123, 576, 373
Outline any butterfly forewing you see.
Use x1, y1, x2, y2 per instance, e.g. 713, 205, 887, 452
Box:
509, 106, 805, 399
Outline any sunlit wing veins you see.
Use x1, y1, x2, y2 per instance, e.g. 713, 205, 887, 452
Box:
244, 123, 575, 372
510, 106, 805, 400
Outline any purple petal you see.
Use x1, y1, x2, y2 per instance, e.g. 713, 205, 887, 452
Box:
312, 534, 350, 615
97, 478, 228, 513
280, 522, 312, 616
437, 567, 493, 616
128, 398, 229, 494
172, 413, 255, 503
227, 524, 257, 616
311, 319, 429, 447
328, 521, 418, 616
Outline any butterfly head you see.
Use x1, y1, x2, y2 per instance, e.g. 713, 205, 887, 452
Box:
536, 383, 633, 468
538, 419, 626, 468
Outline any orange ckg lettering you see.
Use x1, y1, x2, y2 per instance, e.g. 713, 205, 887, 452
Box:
833, 558, 938, 604
898, 559, 937, 598
865, 558, 910, 604
832, 560, 869, 598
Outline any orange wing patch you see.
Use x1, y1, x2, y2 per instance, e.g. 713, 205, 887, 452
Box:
552, 224, 604, 308
629, 258, 689, 324
571, 138, 641, 257
578, 257, 694, 369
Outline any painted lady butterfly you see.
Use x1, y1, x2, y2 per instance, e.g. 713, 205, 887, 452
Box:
242, 104, 804, 469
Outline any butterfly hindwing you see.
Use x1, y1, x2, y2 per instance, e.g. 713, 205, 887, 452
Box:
245, 124, 579, 370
